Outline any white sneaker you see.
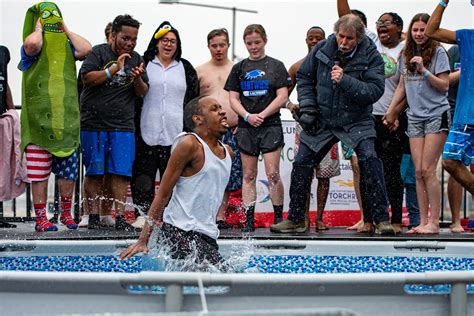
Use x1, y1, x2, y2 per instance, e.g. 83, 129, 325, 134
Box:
131, 216, 146, 229
100, 215, 115, 227
78, 215, 89, 227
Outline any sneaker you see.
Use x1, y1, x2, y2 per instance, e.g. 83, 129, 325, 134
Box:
100, 215, 116, 227
78, 215, 89, 227
270, 219, 307, 233
131, 216, 146, 229
60, 212, 78, 230
116, 215, 137, 232
87, 214, 101, 230
217, 220, 232, 230
375, 221, 396, 236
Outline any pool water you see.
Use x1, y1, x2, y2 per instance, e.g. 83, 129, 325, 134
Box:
1, 254, 474, 294
2, 254, 474, 275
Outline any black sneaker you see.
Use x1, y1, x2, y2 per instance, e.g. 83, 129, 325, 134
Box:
87, 214, 100, 230
217, 220, 232, 230
115, 215, 137, 232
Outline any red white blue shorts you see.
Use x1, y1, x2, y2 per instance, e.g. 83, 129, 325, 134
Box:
25, 144, 79, 182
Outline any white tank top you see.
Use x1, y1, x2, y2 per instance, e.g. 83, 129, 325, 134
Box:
163, 132, 232, 239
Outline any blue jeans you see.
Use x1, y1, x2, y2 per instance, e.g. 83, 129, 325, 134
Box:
405, 183, 420, 227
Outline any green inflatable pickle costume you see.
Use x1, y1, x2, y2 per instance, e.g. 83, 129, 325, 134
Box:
19, 2, 80, 157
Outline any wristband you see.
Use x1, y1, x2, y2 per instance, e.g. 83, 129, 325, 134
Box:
285, 100, 291, 108
244, 112, 250, 122
439, 1, 447, 7
105, 68, 112, 80
423, 70, 431, 78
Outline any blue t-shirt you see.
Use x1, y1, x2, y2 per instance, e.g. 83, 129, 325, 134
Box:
453, 29, 474, 125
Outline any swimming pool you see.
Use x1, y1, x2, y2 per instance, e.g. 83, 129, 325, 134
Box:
1, 239, 473, 315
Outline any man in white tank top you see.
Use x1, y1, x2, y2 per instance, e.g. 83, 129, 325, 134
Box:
120, 96, 233, 266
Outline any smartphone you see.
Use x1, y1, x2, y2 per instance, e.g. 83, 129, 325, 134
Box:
454, 62, 461, 71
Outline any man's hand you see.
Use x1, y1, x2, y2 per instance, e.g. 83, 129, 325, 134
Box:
331, 65, 344, 84
119, 240, 149, 260
117, 53, 131, 70
131, 63, 145, 79
298, 110, 319, 133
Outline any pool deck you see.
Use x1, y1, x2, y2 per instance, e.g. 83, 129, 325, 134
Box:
1, 221, 474, 241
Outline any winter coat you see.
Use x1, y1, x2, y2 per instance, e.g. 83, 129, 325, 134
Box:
297, 34, 385, 129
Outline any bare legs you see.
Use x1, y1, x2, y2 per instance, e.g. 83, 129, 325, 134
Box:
409, 133, 447, 234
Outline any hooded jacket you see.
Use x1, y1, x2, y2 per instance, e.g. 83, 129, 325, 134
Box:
297, 33, 384, 129
135, 21, 199, 134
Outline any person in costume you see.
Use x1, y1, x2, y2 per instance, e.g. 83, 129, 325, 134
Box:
19, 2, 91, 232
80, 14, 148, 231
130, 21, 199, 229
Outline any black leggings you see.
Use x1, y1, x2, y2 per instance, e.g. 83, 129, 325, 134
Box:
130, 134, 171, 215
374, 115, 407, 224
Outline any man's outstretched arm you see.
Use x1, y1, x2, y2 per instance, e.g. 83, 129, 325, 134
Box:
426, 0, 456, 44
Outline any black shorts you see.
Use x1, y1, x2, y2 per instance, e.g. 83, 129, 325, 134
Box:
160, 223, 223, 266
235, 125, 284, 157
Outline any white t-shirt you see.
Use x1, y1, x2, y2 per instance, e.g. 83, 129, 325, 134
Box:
372, 38, 405, 115
400, 46, 450, 122
140, 57, 186, 146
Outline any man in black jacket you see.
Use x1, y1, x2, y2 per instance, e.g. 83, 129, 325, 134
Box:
271, 14, 395, 235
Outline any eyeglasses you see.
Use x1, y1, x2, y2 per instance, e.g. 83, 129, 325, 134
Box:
160, 38, 177, 46
376, 20, 396, 27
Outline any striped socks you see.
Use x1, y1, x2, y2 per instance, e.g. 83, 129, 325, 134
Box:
34, 203, 58, 232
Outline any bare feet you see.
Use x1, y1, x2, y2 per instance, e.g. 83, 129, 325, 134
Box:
416, 223, 440, 234
406, 224, 425, 234
357, 222, 374, 233
392, 224, 402, 234
347, 219, 364, 230
450, 223, 465, 233
315, 220, 329, 231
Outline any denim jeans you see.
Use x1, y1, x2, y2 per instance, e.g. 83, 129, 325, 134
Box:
287, 137, 390, 224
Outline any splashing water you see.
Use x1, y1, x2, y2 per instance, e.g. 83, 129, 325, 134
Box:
143, 227, 257, 274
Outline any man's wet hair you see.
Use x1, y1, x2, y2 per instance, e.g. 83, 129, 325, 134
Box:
351, 9, 367, 27
334, 14, 366, 44
307, 26, 325, 38
112, 14, 141, 34
207, 28, 230, 44
184, 95, 207, 131
243, 24, 267, 41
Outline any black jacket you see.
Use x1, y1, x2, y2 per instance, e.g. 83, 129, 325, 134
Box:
297, 34, 384, 129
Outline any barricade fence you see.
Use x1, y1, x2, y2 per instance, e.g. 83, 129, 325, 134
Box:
1, 113, 472, 227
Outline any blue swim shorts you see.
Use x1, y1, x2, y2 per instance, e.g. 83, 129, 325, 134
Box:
442, 124, 474, 166
81, 131, 135, 177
